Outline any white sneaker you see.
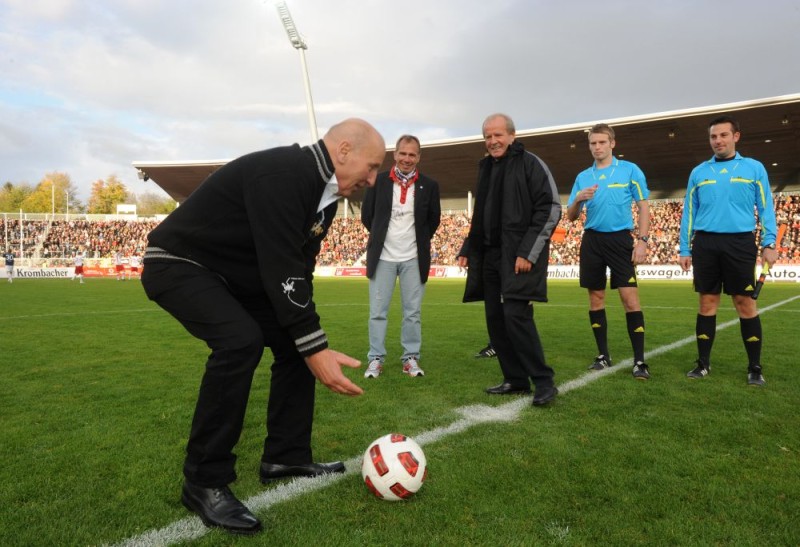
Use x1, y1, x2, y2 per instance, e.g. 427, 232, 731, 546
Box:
402, 358, 424, 377
364, 359, 383, 378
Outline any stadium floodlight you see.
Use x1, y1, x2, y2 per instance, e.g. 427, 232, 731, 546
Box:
275, 1, 306, 50
275, 1, 319, 141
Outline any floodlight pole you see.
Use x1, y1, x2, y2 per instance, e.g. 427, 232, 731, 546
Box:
275, 1, 319, 142
19, 208, 23, 259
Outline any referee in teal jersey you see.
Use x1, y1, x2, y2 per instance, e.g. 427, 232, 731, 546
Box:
679, 115, 778, 386
567, 123, 651, 380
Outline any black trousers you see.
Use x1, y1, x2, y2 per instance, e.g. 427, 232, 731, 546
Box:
482, 247, 555, 389
142, 261, 316, 487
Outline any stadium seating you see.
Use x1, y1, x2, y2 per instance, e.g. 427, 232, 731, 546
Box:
2, 194, 798, 266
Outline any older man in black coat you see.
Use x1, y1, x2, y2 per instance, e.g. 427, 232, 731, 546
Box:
142, 119, 386, 534
458, 113, 562, 406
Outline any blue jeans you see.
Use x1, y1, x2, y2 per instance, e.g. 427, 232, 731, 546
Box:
368, 258, 425, 362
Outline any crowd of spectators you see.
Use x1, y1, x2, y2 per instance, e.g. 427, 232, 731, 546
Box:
39, 220, 158, 259
312, 197, 800, 266
775, 193, 800, 263
430, 212, 471, 266
317, 217, 370, 266
314, 212, 472, 267
1, 219, 158, 260
2, 194, 800, 265
0, 220, 48, 256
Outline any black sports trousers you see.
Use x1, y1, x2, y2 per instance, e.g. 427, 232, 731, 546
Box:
481, 247, 555, 390
142, 261, 316, 487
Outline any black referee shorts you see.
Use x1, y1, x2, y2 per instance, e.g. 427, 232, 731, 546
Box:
691, 231, 757, 295
579, 229, 638, 291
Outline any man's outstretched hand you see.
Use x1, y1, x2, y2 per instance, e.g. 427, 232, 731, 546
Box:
305, 349, 364, 396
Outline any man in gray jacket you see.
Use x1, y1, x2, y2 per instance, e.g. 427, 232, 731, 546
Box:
458, 113, 562, 406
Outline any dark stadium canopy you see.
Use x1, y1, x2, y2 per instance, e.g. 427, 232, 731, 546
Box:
133, 94, 800, 204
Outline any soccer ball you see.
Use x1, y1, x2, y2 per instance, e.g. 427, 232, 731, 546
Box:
361, 433, 427, 501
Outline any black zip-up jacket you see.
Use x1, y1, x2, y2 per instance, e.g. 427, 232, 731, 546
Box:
460, 140, 562, 302
146, 141, 336, 356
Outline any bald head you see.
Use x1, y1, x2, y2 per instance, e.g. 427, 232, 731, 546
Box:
322, 118, 386, 197
324, 118, 385, 151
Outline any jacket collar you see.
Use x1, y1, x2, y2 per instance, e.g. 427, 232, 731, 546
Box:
482, 139, 525, 165
309, 140, 335, 182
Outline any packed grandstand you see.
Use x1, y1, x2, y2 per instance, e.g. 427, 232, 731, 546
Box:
2, 193, 799, 269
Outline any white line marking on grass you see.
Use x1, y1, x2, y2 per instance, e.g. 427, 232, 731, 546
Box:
111, 405, 522, 547
111, 294, 800, 547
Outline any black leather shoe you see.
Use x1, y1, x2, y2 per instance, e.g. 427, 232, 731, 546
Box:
260, 461, 346, 483
484, 382, 531, 395
181, 481, 262, 535
532, 385, 558, 406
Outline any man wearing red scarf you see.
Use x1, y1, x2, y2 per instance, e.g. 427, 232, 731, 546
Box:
361, 135, 441, 378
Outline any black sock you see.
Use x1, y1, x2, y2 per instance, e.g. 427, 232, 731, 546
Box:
696, 314, 716, 366
739, 316, 762, 368
626, 311, 645, 363
589, 309, 609, 358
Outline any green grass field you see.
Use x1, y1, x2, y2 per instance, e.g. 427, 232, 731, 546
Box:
1, 277, 799, 546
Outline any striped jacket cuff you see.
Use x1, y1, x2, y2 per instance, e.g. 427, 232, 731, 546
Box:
295, 329, 328, 357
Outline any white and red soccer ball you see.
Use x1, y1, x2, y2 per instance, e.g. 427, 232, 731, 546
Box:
361, 433, 427, 501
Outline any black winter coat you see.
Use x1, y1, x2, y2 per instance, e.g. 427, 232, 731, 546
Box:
460, 141, 562, 302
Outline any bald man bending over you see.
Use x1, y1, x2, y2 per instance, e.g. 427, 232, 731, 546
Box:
142, 119, 386, 535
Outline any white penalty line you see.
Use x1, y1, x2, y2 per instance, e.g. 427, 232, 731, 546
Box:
111, 294, 800, 547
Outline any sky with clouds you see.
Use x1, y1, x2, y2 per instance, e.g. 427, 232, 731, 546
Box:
1, 0, 799, 202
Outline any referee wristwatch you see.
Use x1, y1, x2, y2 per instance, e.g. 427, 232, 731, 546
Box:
639, 235, 650, 244
762, 243, 776, 250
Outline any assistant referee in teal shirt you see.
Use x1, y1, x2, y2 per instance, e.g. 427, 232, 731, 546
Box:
679, 115, 778, 386
567, 123, 651, 380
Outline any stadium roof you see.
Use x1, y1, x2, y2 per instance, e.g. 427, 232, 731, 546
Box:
133, 93, 800, 204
